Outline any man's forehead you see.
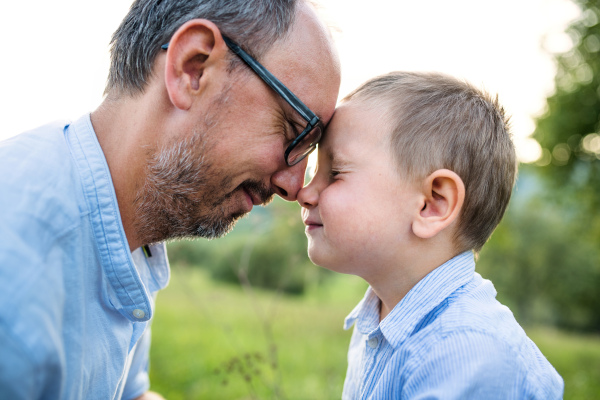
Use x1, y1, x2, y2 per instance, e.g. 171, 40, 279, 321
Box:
261, 2, 340, 123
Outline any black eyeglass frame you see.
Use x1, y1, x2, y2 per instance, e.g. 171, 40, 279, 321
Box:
161, 35, 323, 166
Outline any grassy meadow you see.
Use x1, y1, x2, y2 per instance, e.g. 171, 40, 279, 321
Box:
149, 263, 600, 399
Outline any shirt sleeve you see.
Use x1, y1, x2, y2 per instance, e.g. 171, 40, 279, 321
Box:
121, 326, 152, 400
0, 323, 64, 400
0, 325, 37, 400
0, 211, 64, 400
403, 329, 530, 400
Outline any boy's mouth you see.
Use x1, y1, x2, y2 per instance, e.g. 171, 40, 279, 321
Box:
303, 218, 323, 231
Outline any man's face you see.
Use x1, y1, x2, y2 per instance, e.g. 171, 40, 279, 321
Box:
133, 96, 275, 243
134, 3, 340, 244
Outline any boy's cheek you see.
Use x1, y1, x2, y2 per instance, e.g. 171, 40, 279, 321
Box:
300, 207, 308, 220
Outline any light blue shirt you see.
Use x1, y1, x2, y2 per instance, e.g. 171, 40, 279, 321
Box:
342, 252, 564, 399
0, 115, 170, 399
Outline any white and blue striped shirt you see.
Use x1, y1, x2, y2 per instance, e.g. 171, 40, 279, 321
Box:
342, 252, 564, 399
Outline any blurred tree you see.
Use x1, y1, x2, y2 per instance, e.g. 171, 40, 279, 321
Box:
534, 0, 600, 220
527, 0, 600, 330
478, 169, 600, 332
167, 198, 331, 295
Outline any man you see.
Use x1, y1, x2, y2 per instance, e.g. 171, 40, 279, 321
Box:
0, 0, 340, 398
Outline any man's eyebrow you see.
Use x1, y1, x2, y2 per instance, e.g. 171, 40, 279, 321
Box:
282, 99, 323, 128
282, 105, 309, 133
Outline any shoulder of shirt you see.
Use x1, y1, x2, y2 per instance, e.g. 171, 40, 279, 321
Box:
413, 277, 526, 351
406, 323, 562, 398
0, 120, 84, 234
401, 278, 563, 397
395, 276, 530, 373
0, 120, 73, 177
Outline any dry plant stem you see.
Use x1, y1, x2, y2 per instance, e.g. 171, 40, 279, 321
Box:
175, 264, 260, 399
237, 234, 287, 400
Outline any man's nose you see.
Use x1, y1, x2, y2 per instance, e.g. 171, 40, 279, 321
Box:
271, 157, 309, 201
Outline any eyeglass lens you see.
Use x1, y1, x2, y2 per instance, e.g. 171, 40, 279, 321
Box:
286, 124, 323, 166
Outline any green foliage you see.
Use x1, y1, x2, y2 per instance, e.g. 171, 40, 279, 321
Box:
533, 0, 600, 211
477, 167, 600, 331
167, 198, 332, 295
524, 0, 600, 331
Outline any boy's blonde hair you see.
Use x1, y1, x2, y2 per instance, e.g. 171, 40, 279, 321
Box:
344, 71, 516, 253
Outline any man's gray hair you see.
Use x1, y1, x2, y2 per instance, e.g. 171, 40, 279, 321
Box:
106, 0, 299, 96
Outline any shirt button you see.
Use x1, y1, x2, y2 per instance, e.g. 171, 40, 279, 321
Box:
367, 337, 379, 349
132, 309, 146, 319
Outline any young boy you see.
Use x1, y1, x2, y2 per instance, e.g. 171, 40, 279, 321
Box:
297, 72, 564, 399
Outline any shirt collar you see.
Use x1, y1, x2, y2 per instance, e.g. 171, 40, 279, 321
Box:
344, 286, 381, 335
65, 114, 157, 323
344, 252, 475, 347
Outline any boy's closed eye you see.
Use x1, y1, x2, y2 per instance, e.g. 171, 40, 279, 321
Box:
328, 169, 343, 181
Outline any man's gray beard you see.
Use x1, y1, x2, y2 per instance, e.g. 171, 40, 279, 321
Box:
131, 82, 276, 246
133, 130, 247, 245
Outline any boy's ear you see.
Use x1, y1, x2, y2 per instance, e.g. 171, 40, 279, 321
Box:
163, 19, 229, 110
412, 169, 465, 239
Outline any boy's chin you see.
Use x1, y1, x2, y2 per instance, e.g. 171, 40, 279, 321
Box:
307, 249, 348, 274
307, 248, 328, 269
306, 251, 321, 267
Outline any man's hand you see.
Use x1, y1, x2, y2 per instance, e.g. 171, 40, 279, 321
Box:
134, 391, 166, 400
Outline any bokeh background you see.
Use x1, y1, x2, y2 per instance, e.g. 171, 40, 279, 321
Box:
2, 0, 600, 398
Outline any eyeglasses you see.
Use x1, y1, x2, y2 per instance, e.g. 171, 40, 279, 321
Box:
161, 36, 323, 166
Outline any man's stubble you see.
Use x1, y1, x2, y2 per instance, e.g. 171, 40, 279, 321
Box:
132, 89, 274, 246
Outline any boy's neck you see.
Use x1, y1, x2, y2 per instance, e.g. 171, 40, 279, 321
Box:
368, 246, 459, 322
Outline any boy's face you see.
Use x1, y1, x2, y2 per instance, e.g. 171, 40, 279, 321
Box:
297, 100, 423, 279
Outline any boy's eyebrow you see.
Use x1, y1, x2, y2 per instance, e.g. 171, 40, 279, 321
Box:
323, 145, 334, 162
324, 145, 337, 164
325, 145, 351, 168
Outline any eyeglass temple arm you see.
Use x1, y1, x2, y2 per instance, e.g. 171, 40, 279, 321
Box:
161, 39, 319, 126
221, 36, 319, 124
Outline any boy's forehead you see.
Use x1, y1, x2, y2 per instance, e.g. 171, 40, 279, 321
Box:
320, 120, 350, 164
321, 101, 388, 161
320, 140, 347, 165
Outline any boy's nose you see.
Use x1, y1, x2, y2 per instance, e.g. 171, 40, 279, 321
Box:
297, 179, 319, 208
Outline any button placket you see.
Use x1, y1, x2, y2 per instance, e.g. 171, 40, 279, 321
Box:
360, 334, 382, 394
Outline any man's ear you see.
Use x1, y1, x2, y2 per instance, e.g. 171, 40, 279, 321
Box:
163, 19, 229, 110
412, 169, 465, 239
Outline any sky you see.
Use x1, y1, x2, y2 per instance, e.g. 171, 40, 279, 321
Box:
0, 0, 581, 162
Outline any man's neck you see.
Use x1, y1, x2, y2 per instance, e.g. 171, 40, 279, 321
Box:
90, 95, 156, 252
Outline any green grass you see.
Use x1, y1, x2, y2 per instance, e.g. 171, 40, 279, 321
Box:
149, 265, 600, 399
149, 265, 367, 399
527, 327, 600, 400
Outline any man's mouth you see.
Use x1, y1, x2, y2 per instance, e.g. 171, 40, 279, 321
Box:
242, 188, 265, 209
240, 181, 274, 206
234, 180, 274, 212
